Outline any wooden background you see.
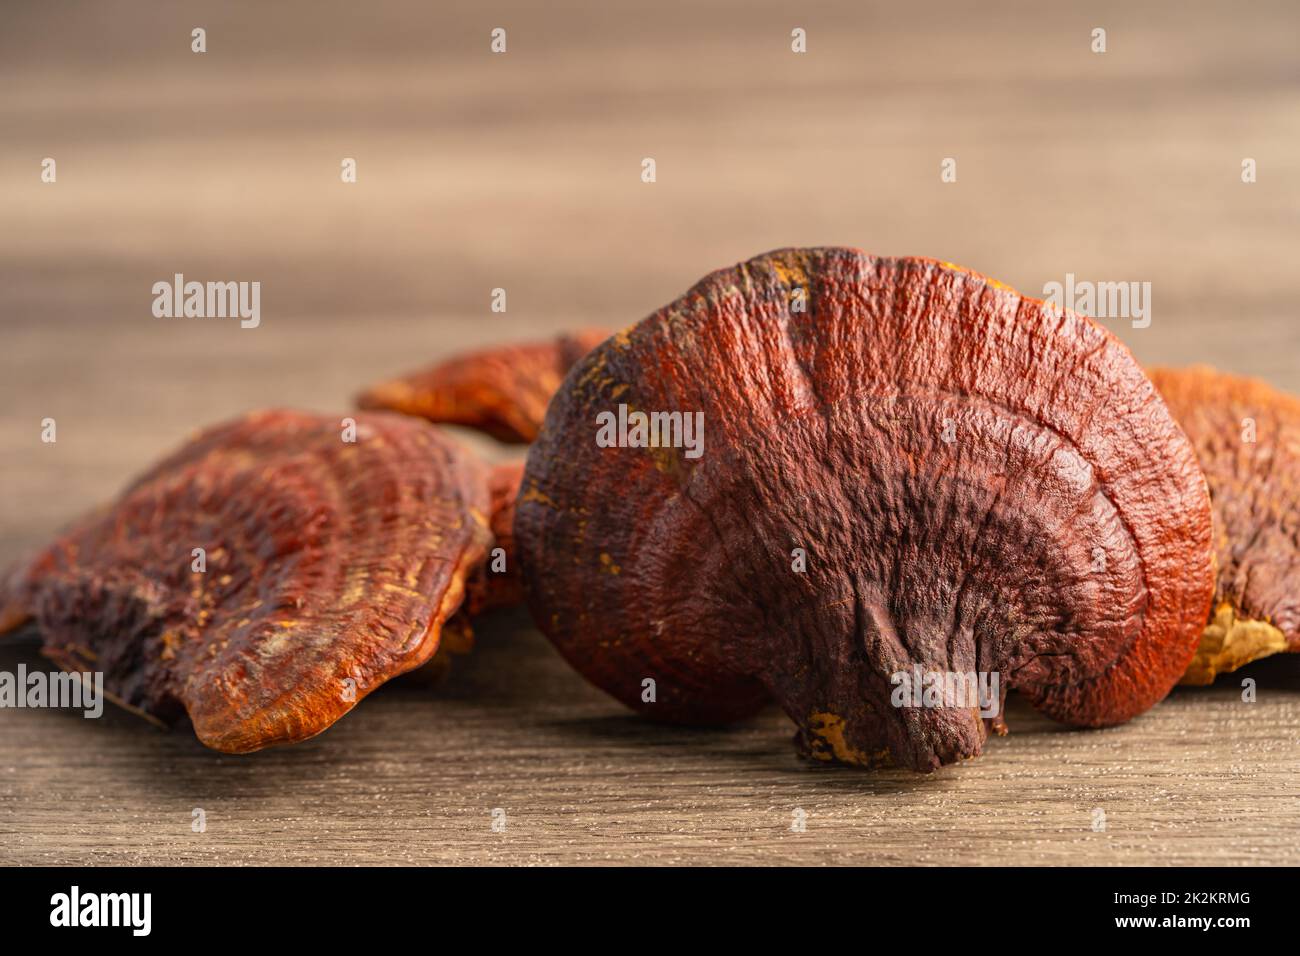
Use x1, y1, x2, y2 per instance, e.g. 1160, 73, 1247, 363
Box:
1, 0, 1297, 865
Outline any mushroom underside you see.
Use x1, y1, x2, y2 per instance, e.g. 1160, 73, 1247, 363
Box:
1149, 366, 1300, 685
0, 409, 494, 752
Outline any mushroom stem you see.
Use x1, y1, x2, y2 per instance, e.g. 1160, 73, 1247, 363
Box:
796, 707, 992, 772
763, 597, 1007, 771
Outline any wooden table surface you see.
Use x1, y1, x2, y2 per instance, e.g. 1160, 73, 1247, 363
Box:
1, 0, 1298, 865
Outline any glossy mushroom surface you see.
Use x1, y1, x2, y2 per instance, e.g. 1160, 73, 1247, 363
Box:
517, 248, 1215, 772
357, 330, 611, 443
1150, 365, 1300, 684
0, 409, 493, 752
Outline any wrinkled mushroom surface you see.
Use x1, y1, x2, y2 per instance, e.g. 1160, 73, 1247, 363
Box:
517, 248, 1215, 772
1149, 365, 1300, 684
357, 330, 611, 443
463, 461, 526, 614
0, 409, 492, 753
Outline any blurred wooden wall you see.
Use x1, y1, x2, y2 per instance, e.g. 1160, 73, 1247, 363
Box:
2, 0, 1298, 551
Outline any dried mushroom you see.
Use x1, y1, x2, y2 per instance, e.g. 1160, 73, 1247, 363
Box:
463, 461, 526, 614
0, 409, 496, 753
516, 247, 1216, 772
357, 329, 611, 443
1149, 365, 1300, 684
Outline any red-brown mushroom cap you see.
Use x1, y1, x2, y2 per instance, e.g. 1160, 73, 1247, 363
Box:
516, 248, 1215, 772
356, 330, 611, 443
0, 409, 492, 753
462, 461, 526, 615
1149, 365, 1300, 684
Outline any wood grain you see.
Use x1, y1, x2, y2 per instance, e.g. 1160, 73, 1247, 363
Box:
2, 623, 1298, 866
1, 0, 1298, 865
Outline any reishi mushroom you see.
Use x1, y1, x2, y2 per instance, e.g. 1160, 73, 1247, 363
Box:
515, 247, 1216, 772
1148, 365, 1300, 684
357, 329, 610, 443
464, 461, 527, 613
0, 409, 503, 753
